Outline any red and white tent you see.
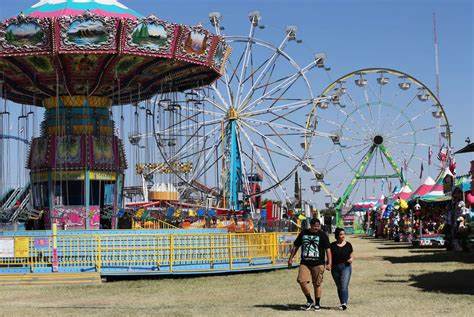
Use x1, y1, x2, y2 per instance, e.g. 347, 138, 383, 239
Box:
419, 168, 454, 200
411, 176, 436, 198
392, 185, 413, 200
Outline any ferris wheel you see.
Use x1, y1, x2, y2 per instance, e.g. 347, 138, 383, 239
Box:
151, 12, 329, 210
306, 68, 451, 213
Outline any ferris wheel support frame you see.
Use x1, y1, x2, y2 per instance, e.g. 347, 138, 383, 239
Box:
334, 143, 407, 226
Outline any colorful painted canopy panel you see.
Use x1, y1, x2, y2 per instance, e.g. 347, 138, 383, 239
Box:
0, 8, 230, 106
25, 0, 142, 19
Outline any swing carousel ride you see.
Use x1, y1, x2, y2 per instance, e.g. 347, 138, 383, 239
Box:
0, 0, 451, 230
0, 0, 229, 229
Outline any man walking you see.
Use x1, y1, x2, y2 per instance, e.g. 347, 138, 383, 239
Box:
288, 218, 331, 311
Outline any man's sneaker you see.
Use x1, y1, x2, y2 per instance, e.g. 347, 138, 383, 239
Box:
341, 304, 347, 310
301, 302, 314, 311
314, 304, 321, 311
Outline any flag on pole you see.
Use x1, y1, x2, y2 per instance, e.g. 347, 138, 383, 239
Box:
419, 162, 424, 179
437, 144, 447, 162
428, 146, 432, 165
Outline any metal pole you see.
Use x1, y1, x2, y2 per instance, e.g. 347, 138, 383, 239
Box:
433, 12, 440, 100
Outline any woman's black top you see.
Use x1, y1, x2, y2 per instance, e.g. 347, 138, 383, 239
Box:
330, 241, 353, 264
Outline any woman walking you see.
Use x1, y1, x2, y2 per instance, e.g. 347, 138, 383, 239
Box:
330, 228, 353, 310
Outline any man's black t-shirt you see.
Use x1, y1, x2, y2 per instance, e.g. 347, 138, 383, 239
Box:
330, 241, 353, 264
293, 229, 330, 266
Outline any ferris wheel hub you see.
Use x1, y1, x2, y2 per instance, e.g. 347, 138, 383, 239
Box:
227, 107, 239, 120
373, 135, 384, 145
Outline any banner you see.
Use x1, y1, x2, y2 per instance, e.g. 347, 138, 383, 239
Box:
14, 237, 30, 258
0, 238, 14, 258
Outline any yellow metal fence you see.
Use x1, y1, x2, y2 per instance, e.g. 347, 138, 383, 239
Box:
0, 232, 297, 274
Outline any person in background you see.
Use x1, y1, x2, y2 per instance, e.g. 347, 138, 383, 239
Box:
330, 228, 353, 310
288, 218, 331, 311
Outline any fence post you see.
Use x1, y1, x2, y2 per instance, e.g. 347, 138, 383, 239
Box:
228, 233, 233, 271
271, 232, 277, 264
96, 235, 101, 273
169, 235, 174, 272
52, 223, 58, 272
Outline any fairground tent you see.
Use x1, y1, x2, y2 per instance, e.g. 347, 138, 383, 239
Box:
392, 185, 413, 200
418, 169, 453, 202
411, 176, 436, 198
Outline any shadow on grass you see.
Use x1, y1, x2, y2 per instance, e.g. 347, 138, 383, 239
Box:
254, 304, 335, 311
409, 250, 446, 254
377, 246, 412, 250
382, 251, 474, 264
409, 270, 474, 295
105, 267, 295, 282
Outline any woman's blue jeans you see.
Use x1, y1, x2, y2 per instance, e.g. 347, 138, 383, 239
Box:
331, 263, 352, 304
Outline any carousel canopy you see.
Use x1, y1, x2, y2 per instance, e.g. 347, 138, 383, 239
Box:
0, 1, 229, 106
24, 0, 143, 19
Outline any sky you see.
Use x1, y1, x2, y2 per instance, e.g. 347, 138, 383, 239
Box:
0, 0, 472, 206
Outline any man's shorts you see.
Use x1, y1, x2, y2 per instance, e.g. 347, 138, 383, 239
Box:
297, 264, 324, 286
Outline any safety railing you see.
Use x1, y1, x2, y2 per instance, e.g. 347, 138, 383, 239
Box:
131, 219, 178, 229
0, 231, 298, 274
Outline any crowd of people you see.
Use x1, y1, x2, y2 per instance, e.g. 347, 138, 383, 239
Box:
360, 187, 471, 252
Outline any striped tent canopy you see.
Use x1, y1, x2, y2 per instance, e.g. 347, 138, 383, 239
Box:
352, 196, 378, 211
411, 176, 436, 198
24, 0, 142, 19
419, 169, 453, 202
392, 185, 413, 200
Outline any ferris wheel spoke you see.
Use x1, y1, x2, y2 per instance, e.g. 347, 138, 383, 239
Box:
387, 125, 437, 140
157, 117, 221, 136
388, 93, 418, 130
179, 143, 217, 162
238, 32, 292, 111
193, 152, 223, 182
242, 117, 310, 135
242, 99, 312, 117
338, 106, 373, 137
240, 121, 305, 165
188, 136, 220, 182
178, 104, 224, 117
342, 87, 375, 128
227, 45, 246, 85
210, 83, 230, 109
235, 23, 258, 108
238, 127, 281, 185
166, 124, 221, 162
317, 116, 367, 142
239, 59, 316, 113
195, 92, 228, 113
328, 144, 370, 173
385, 139, 439, 148
359, 84, 377, 130
393, 105, 434, 133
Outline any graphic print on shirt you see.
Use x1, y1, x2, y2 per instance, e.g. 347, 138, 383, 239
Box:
302, 235, 320, 261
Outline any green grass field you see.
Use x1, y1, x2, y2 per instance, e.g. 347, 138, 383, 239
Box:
1, 236, 472, 317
